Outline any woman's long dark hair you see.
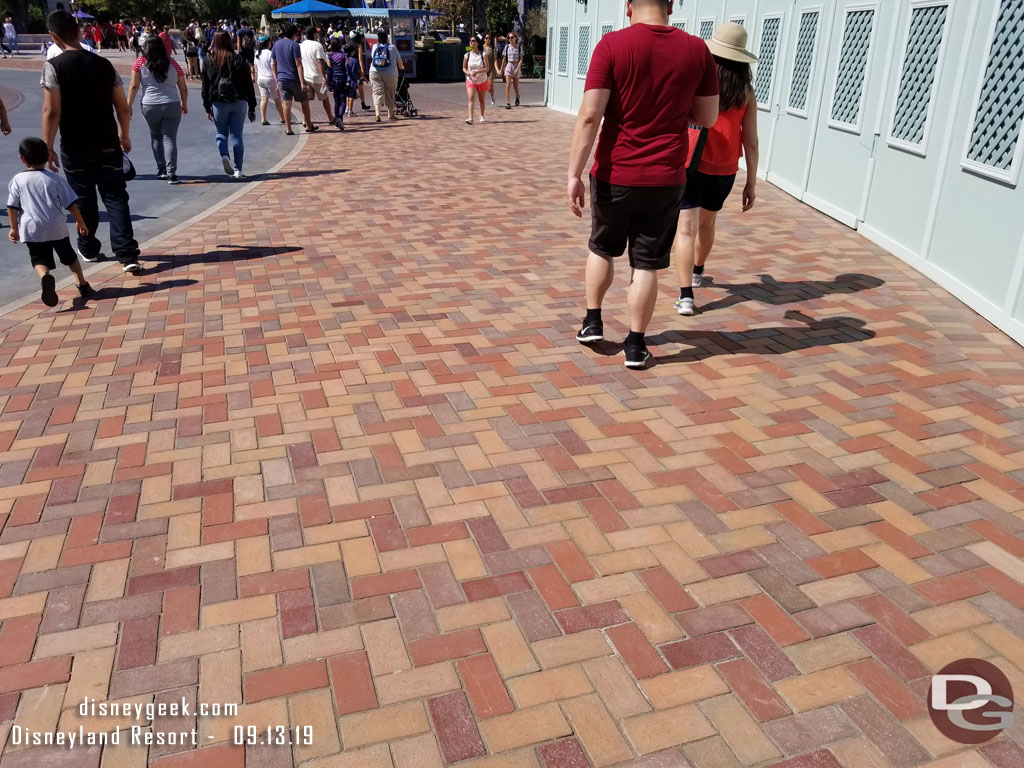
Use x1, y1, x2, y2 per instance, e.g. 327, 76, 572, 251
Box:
143, 36, 170, 82
715, 56, 753, 111
208, 29, 234, 71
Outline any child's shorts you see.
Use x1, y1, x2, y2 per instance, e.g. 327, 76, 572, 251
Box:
27, 237, 78, 271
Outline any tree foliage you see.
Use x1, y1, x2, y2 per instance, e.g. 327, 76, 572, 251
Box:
484, 0, 518, 37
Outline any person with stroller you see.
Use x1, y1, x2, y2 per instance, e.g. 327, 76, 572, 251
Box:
463, 34, 489, 125
368, 30, 403, 123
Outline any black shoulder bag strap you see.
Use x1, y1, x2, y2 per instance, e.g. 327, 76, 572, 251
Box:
687, 127, 709, 182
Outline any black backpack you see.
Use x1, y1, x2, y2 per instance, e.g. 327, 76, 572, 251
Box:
215, 62, 237, 102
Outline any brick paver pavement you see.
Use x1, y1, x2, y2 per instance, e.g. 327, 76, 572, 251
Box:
2, 93, 1024, 768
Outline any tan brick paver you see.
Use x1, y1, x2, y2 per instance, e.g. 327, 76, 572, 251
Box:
1, 87, 1024, 768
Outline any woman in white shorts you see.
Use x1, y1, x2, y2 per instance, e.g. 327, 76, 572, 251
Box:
254, 35, 285, 125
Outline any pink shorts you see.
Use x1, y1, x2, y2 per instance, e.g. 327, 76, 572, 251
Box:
466, 79, 489, 92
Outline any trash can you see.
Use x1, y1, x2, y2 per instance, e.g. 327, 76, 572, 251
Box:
434, 41, 463, 82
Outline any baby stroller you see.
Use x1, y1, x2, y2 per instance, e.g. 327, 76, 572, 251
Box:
395, 74, 418, 117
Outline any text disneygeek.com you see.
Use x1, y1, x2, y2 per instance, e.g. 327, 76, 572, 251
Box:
9, 698, 314, 748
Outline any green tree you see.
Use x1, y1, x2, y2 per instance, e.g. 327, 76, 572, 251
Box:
484, 0, 517, 37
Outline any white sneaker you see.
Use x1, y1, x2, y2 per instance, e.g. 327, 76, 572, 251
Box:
233, 170, 244, 179
221, 156, 233, 175
691, 273, 705, 288
479, 116, 486, 123
674, 297, 695, 316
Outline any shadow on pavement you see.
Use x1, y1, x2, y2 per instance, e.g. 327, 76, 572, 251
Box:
698, 273, 885, 313
141, 245, 302, 276
587, 310, 875, 365
58, 278, 199, 312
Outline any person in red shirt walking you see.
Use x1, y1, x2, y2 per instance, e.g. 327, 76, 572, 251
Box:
673, 22, 759, 316
568, 0, 719, 369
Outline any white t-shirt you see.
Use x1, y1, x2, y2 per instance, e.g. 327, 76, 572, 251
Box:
7, 170, 78, 244
46, 39, 95, 59
465, 51, 487, 84
3, 22, 15, 39
254, 49, 274, 81
299, 39, 327, 82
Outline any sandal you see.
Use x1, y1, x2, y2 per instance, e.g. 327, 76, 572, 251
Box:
285, 130, 295, 135
306, 125, 319, 133
261, 120, 270, 126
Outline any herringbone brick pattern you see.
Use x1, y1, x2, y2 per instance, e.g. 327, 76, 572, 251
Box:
2, 92, 1024, 768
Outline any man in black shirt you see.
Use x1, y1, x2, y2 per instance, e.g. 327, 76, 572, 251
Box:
41, 10, 141, 271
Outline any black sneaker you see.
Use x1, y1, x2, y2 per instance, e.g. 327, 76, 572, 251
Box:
77, 250, 103, 263
515, 96, 520, 106
77, 282, 95, 298
575, 321, 604, 344
624, 346, 652, 369
157, 170, 168, 180
506, 103, 512, 110
361, 103, 372, 111
121, 261, 141, 273
40, 274, 58, 307
167, 174, 180, 185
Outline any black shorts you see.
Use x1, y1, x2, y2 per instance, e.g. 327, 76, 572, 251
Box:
588, 178, 685, 270
28, 237, 78, 270
278, 79, 308, 102
681, 171, 737, 212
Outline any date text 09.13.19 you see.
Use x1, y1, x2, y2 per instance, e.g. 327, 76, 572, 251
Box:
234, 726, 314, 746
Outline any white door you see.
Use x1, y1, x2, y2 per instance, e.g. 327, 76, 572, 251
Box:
802, 1, 894, 227
749, 0, 791, 178
765, 2, 837, 199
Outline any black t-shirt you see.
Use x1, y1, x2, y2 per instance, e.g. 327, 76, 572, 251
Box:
45, 49, 120, 155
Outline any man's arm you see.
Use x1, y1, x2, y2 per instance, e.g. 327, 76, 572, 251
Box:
691, 95, 719, 128
566, 88, 610, 217
112, 84, 132, 153
296, 56, 305, 83
42, 86, 61, 171
272, 55, 278, 80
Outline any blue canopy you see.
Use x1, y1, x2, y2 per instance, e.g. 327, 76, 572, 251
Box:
271, 0, 347, 18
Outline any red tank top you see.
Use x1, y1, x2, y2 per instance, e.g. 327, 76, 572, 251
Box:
686, 104, 746, 176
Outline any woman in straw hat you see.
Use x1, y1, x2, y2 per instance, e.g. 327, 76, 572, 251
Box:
672, 22, 760, 317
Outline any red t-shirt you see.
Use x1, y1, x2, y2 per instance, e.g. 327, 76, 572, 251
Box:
585, 23, 718, 187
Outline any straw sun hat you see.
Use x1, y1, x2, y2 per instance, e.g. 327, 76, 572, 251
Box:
705, 22, 758, 63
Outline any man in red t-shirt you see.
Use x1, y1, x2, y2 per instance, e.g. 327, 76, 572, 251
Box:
568, 0, 719, 369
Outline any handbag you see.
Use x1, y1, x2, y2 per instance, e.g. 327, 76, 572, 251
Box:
122, 152, 136, 182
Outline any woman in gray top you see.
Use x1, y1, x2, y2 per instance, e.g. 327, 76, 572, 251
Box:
127, 37, 188, 184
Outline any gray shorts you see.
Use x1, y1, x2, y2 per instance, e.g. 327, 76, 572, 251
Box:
277, 79, 308, 102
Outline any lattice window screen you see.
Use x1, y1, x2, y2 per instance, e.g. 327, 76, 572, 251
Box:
557, 25, 569, 75
891, 4, 947, 145
548, 26, 553, 71
788, 11, 819, 111
730, 16, 746, 27
830, 9, 875, 126
672, 21, 686, 32
967, 0, 1024, 170
700, 19, 715, 39
577, 26, 591, 77
601, 23, 613, 38
755, 16, 781, 105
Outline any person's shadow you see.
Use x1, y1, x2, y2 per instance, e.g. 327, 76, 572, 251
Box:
57, 278, 199, 312
698, 273, 884, 313
589, 310, 874, 365
141, 245, 302, 277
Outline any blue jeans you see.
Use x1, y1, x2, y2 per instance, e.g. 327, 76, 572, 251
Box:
61, 147, 140, 264
211, 100, 247, 171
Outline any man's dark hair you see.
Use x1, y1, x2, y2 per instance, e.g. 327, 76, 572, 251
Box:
628, 0, 671, 8
282, 23, 298, 39
19, 137, 49, 167
47, 10, 79, 43
377, 30, 388, 44
306, 25, 317, 40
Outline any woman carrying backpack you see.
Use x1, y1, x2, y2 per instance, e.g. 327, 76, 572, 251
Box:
202, 30, 257, 179
326, 37, 350, 130
368, 30, 403, 123
463, 34, 488, 125
671, 23, 760, 316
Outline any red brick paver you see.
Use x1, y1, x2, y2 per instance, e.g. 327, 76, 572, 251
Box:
1, 89, 1024, 768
